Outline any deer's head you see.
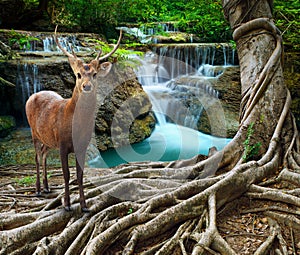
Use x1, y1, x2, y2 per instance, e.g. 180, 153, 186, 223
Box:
54, 26, 122, 94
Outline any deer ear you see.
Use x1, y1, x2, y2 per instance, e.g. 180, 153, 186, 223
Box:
98, 62, 112, 77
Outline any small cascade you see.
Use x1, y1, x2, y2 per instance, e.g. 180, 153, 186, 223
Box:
43, 36, 55, 52
119, 22, 180, 44
140, 22, 179, 35
153, 43, 235, 78
43, 35, 84, 52
17, 63, 41, 102
134, 42, 231, 130
16, 62, 42, 124
197, 64, 224, 78
24, 34, 90, 52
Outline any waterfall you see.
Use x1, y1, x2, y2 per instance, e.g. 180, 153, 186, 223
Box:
42, 35, 86, 52
43, 37, 55, 52
153, 43, 234, 71
134, 43, 231, 130
91, 43, 235, 168
17, 63, 41, 102
16, 62, 42, 124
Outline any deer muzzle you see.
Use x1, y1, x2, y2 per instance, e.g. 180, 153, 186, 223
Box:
82, 82, 93, 92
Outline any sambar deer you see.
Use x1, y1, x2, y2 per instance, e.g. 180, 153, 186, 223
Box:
25, 26, 122, 212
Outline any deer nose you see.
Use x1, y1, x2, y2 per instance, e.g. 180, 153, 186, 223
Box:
82, 83, 92, 92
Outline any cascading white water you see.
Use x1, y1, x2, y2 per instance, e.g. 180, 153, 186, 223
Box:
42, 35, 86, 52
43, 37, 55, 52
135, 46, 225, 129
16, 63, 42, 124
14, 31, 235, 167
90, 44, 233, 168
17, 63, 41, 103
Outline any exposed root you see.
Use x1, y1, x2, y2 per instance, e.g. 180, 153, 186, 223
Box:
0, 131, 299, 255
246, 184, 300, 207
278, 168, 300, 185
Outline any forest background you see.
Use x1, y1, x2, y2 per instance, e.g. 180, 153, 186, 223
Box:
1, 0, 299, 51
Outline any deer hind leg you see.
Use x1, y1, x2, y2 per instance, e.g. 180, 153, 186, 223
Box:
33, 137, 42, 196
60, 148, 71, 211
76, 156, 88, 212
41, 144, 50, 193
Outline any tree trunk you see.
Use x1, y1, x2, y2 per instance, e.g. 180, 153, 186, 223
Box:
0, 0, 299, 254
224, 0, 292, 154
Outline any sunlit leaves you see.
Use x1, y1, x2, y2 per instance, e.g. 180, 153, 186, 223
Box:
20, 0, 299, 47
274, 0, 300, 50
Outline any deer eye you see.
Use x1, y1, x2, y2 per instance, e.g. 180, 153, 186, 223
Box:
77, 73, 82, 79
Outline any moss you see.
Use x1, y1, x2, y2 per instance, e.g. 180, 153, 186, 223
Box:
0, 115, 16, 138
0, 128, 76, 166
129, 114, 156, 143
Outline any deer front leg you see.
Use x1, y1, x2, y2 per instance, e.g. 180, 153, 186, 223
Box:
60, 149, 71, 211
76, 156, 89, 212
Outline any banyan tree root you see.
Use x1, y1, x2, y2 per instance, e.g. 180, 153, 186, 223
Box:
0, 132, 299, 254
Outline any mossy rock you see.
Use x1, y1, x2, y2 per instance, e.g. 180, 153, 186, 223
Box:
0, 115, 16, 138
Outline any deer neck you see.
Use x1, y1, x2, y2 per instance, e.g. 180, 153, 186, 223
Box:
69, 84, 97, 117
65, 84, 82, 113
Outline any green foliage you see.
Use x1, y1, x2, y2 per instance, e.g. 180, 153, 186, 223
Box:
175, 1, 231, 42
88, 39, 143, 63
15, 176, 36, 186
8, 30, 39, 50
15, 173, 52, 187
20, 0, 299, 47
242, 123, 262, 162
274, 0, 300, 50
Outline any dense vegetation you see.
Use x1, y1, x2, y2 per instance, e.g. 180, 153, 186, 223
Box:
0, 0, 299, 48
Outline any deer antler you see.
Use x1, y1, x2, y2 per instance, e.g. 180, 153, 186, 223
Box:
96, 30, 122, 61
54, 25, 77, 59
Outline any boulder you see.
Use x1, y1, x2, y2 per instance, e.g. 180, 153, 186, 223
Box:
95, 65, 155, 150
203, 66, 241, 138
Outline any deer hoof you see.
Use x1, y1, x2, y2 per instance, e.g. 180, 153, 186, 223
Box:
64, 206, 72, 212
81, 207, 90, 213
36, 191, 42, 197
43, 188, 51, 193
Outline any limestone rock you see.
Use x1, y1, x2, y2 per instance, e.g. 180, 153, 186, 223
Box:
95, 65, 155, 150
202, 66, 241, 138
